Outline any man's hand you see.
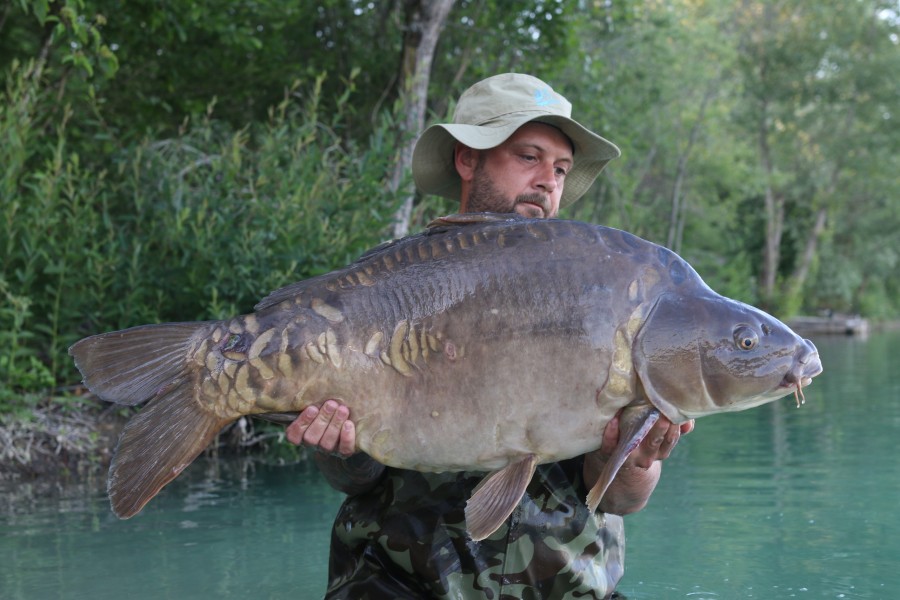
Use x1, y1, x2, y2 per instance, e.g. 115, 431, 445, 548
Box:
285, 400, 385, 495
601, 411, 694, 469
285, 399, 356, 457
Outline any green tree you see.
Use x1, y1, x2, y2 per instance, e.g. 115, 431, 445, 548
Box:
728, 0, 899, 313
2, 0, 900, 409
559, 0, 899, 317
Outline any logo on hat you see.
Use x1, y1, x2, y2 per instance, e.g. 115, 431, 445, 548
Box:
533, 87, 560, 107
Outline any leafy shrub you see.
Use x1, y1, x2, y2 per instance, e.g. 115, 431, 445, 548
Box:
0, 67, 402, 408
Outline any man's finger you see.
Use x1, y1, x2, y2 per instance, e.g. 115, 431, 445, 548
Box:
337, 420, 356, 457
656, 421, 682, 460
314, 402, 350, 452
285, 405, 319, 445
628, 418, 670, 468
301, 400, 337, 447
599, 414, 621, 456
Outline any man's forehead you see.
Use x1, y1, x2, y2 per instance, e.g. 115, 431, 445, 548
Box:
506, 123, 575, 159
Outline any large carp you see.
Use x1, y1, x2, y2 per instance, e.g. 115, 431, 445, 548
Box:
70, 213, 822, 540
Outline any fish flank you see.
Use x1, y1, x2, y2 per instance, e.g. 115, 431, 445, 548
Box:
248, 328, 276, 360
305, 342, 325, 364
325, 328, 342, 369
356, 270, 375, 286
243, 315, 260, 334
365, 331, 383, 357
278, 352, 293, 378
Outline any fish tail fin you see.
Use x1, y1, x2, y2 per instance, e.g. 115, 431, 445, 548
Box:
109, 383, 233, 518
69, 322, 216, 405
69, 321, 230, 517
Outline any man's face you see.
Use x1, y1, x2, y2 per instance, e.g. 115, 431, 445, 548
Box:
461, 122, 574, 219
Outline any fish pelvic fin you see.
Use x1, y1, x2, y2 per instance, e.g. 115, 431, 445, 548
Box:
69, 322, 215, 406
585, 406, 660, 513
108, 383, 233, 518
465, 454, 538, 541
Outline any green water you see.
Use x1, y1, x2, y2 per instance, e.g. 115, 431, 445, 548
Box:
0, 459, 343, 599
618, 332, 900, 599
2, 332, 898, 599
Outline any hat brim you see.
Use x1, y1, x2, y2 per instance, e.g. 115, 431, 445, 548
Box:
412, 113, 620, 208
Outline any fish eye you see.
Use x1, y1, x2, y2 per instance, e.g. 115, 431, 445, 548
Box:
734, 326, 759, 351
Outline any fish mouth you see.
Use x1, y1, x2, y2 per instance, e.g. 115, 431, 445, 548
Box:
780, 367, 822, 408
780, 340, 823, 407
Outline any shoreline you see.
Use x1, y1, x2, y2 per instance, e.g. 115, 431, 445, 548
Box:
0, 396, 301, 486
0, 397, 122, 483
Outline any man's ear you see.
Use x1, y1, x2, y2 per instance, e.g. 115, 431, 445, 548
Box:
454, 143, 479, 182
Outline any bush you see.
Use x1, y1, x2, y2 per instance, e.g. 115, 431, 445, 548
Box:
0, 68, 402, 408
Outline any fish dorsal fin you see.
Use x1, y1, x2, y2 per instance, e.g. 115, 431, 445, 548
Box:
585, 406, 660, 513
465, 453, 538, 541
255, 213, 525, 311
427, 211, 525, 229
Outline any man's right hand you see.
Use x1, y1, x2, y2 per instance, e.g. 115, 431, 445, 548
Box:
286, 399, 357, 457
286, 400, 385, 495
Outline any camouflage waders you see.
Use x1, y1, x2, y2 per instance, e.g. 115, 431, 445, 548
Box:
325, 457, 626, 599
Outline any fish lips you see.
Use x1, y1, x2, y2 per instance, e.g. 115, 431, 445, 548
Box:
777, 337, 823, 404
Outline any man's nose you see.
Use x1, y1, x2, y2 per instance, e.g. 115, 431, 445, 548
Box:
534, 162, 558, 192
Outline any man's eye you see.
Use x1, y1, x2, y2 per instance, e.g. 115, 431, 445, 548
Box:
555, 167, 568, 177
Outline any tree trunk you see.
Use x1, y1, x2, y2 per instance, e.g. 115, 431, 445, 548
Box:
749, 0, 784, 310
667, 83, 715, 252
390, 0, 455, 239
788, 206, 827, 294
758, 103, 784, 307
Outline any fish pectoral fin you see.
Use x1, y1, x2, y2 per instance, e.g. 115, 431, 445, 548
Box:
465, 454, 538, 541
585, 406, 661, 513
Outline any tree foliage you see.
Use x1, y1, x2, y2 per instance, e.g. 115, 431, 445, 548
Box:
1, 0, 898, 406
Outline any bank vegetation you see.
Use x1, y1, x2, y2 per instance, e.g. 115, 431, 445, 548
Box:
2, 0, 898, 476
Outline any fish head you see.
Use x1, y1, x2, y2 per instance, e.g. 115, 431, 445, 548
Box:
633, 291, 823, 423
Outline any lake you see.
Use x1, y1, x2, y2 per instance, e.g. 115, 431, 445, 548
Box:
1, 332, 898, 599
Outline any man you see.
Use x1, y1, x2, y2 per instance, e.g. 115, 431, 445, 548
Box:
287, 73, 693, 599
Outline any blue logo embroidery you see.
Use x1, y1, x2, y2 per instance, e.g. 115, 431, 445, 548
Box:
534, 87, 560, 107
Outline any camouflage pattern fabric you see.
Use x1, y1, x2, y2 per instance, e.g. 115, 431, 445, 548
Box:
324, 457, 627, 599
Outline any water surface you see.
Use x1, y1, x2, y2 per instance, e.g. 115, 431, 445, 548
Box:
619, 332, 900, 599
1, 460, 342, 599
1, 332, 898, 599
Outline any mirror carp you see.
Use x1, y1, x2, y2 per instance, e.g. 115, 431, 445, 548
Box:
70, 213, 823, 540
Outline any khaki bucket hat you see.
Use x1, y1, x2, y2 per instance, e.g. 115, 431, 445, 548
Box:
412, 73, 620, 208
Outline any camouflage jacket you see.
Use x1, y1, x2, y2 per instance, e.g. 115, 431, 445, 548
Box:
324, 457, 626, 599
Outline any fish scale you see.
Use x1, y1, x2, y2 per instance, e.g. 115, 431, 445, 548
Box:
69, 213, 822, 540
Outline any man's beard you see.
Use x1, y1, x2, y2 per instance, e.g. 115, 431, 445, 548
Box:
467, 163, 550, 217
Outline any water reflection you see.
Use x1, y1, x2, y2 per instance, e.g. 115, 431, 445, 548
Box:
1, 333, 898, 599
